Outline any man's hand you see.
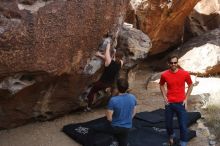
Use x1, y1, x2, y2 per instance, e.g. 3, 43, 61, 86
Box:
105, 38, 111, 44
164, 98, 169, 105
160, 85, 168, 106
183, 99, 188, 110
95, 51, 102, 56
95, 51, 105, 59
105, 87, 111, 95
106, 109, 113, 122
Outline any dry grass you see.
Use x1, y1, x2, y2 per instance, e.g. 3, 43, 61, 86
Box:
204, 92, 220, 141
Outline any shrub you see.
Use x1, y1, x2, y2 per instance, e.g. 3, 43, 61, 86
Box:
205, 97, 220, 141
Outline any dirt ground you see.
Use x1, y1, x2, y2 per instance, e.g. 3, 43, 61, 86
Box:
0, 62, 212, 146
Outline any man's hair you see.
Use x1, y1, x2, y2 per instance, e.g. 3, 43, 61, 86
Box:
115, 51, 124, 60
167, 54, 179, 62
117, 78, 129, 93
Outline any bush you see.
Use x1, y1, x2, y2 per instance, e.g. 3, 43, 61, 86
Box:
205, 104, 220, 141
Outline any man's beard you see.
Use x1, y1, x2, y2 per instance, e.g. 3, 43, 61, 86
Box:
170, 66, 177, 72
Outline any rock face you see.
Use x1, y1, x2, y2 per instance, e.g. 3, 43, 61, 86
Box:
126, 0, 199, 55
178, 28, 220, 75
150, 28, 220, 76
187, 0, 220, 36
0, 0, 128, 75
0, 0, 130, 129
117, 23, 152, 60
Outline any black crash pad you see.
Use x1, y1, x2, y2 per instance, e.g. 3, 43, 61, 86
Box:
128, 127, 196, 146
63, 117, 115, 146
63, 109, 200, 146
134, 109, 201, 128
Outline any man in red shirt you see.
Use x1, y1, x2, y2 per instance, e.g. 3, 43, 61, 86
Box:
159, 55, 193, 146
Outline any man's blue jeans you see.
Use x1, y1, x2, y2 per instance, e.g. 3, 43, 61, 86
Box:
165, 103, 188, 144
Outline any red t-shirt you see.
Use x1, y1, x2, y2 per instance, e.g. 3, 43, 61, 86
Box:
159, 69, 192, 103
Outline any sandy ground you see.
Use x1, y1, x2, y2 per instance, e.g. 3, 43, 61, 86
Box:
0, 62, 215, 146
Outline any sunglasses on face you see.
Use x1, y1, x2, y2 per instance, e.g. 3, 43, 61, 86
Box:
169, 62, 177, 64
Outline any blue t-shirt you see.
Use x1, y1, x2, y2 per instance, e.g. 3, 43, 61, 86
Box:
107, 93, 137, 128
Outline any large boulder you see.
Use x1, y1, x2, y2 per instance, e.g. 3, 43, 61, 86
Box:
187, 0, 220, 36
153, 28, 220, 76
126, 0, 199, 55
0, 0, 130, 129
117, 23, 152, 60
0, 0, 129, 75
178, 28, 220, 75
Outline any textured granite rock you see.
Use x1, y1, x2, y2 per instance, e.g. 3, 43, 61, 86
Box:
0, 0, 129, 129
187, 0, 220, 36
126, 0, 199, 54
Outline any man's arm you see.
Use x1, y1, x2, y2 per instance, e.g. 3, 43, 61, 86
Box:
184, 72, 194, 109
132, 106, 137, 118
184, 83, 193, 109
186, 84, 193, 99
160, 85, 168, 105
106, 109, 113, 122
104, 42, 111, 66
